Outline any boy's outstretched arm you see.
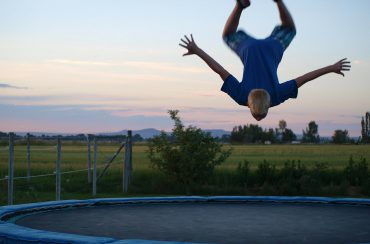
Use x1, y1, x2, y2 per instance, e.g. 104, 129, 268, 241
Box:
295, 58, 351, 88
179, 34, 230, 81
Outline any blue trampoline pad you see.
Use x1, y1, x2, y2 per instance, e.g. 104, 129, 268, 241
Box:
1, 197, 370, 244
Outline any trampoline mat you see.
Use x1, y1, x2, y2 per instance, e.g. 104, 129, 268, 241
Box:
16, 202, 370, 244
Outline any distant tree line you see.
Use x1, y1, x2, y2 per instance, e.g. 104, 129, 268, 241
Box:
227, 118, 362, 145
230, 120, 304, 144
229, 124, 277, 144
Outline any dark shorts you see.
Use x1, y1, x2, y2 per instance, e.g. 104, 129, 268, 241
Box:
224, 25, 296, 52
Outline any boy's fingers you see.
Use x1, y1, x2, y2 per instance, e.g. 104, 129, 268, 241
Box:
191, 34, 194, 42
179, 44, 187, 49
180, 39, 188, 45
185, 35, 191, 43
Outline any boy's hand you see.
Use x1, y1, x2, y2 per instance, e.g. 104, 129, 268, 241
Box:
179, 34, 199, 56
331, 58, 351, 76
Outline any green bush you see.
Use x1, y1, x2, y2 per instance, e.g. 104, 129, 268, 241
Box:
236, 160, 251, 187
147, 110, 231, 193
278, 160, 306, 195
280, 160, 306, 181
345, 156, 369, 186
256, 160, 277, 185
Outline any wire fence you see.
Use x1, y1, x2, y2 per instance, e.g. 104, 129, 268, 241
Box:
0, 131, 133, 205
0, 145, 121, 181
0, 167, 106, 181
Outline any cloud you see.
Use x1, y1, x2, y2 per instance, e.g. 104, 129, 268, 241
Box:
0, 83, 27, 89
338, 114, 363, 119
0, 94, 170, 117
48, 59, 112, 66
0, 94, 154, 107
48, 59, 207, 73
353, 59, 370, 66
0, 103, 172, 133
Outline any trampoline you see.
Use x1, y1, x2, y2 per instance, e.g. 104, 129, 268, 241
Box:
1, 197, 370, 244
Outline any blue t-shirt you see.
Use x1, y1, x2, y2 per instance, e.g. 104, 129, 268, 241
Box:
221, 35, 298, 107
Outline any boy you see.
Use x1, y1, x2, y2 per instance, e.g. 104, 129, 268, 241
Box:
179, 0, 351, 121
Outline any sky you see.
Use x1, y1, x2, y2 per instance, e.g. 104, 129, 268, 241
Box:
0, 0, 369, 137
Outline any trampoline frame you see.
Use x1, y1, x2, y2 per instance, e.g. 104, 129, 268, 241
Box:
1, 196, 370, 244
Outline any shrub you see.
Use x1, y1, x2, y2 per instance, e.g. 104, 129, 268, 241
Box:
278, 160, 306, 194
236, 160, 251, 187
147, 110, 231, 193
256, 160, 277, 185
344, 156, 369, 186
280, 160, 306, 181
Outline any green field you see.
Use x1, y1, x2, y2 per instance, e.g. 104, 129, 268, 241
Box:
1, 143, 369, 173
1, 143, 370, 205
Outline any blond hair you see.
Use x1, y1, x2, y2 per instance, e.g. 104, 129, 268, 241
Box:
248, 89, 271, 117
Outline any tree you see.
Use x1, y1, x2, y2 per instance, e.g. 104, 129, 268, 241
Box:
302, 121, 320, 143
282, 128, 297, 143
230, 124, 276, 144
279, 120, 287, 133
361, 112, 370, 143
132, 134, 143, 142
332, 130, 350, 144
148, 110, 231, 191
263, 128, 277, 143
231, 124, 261, 143
220, 134, 231, 143
276, 120, 296, 143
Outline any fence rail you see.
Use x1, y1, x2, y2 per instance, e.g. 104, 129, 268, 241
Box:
1, 131, 133, 205
0, 166, 107, 181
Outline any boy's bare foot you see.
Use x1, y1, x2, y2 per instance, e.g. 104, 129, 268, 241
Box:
237, 0, 250, 9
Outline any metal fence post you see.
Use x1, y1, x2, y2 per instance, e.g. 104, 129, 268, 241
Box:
26, 133, 31, 181
93, 136, 97, 197
8, 133, 14, 205
56, 137, 61, 201
87, 134, 92, 183
123, 131, 132, 193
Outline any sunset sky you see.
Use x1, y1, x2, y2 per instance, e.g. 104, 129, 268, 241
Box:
0, 0, 369, 136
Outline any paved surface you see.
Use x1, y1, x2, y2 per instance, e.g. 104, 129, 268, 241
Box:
16, 202, 370, 244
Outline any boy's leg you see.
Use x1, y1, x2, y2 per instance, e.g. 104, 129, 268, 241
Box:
222, 1, 250, 38
274, 0, 295, 28
270, 0, 296, 50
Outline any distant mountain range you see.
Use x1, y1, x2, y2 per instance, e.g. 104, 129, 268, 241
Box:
14, 128, 231, 139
